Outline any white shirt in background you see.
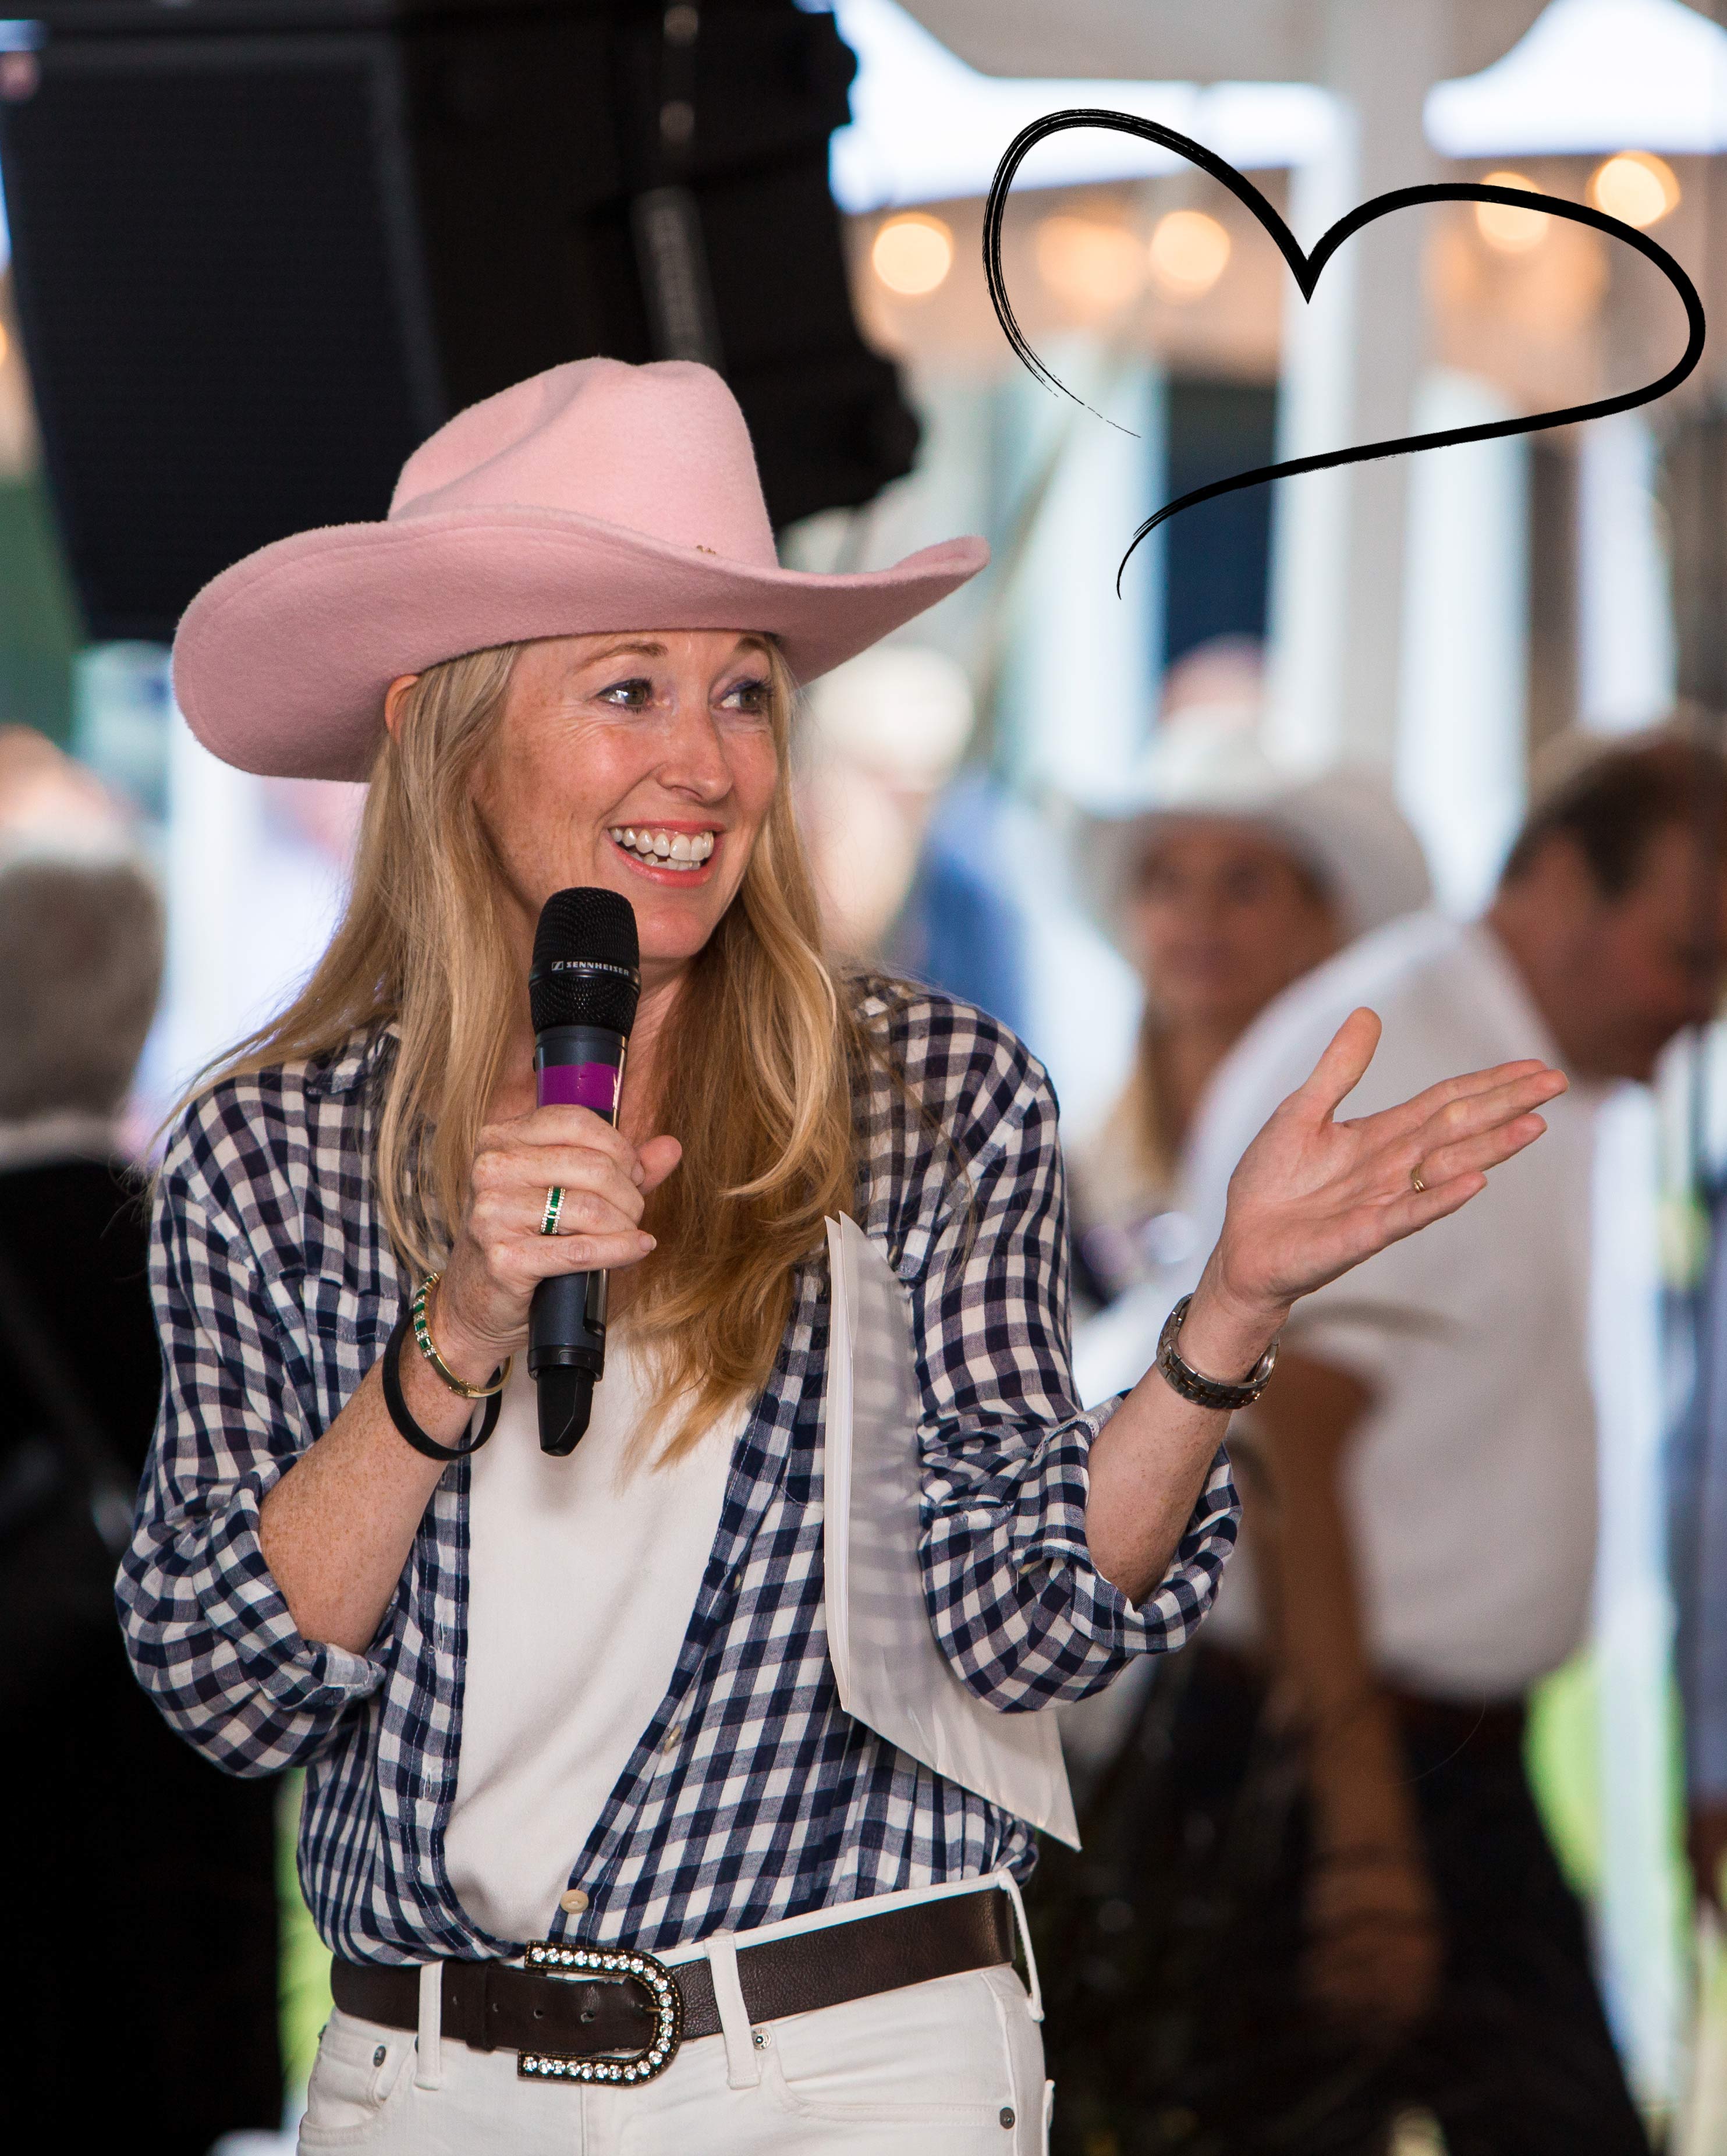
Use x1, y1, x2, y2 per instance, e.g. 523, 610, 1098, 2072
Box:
444, 1342, 745, 1945
1081, 912, 1599, 1703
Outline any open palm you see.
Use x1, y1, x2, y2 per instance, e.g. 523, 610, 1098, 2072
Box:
1211, 1006, 1568, 1320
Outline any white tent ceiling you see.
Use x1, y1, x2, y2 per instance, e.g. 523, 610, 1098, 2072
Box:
832, 0, 1727, 214
891, 0, 1554, 87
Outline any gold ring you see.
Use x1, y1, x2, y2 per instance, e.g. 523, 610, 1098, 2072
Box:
539, 1186, 565, 1236
1410, 1168, 1427, 1194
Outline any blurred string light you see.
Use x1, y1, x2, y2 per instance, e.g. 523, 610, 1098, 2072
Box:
1589, 148, 1679, 225
1475, 169, 1550, 252
1034, 214, 1144, 310
870, 211, 953, 296
1147, 208, 1232, 299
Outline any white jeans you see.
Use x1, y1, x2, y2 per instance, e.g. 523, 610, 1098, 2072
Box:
299, 1876, 1052, 2155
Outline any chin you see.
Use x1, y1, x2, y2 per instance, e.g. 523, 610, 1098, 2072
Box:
634, 893, 732, 967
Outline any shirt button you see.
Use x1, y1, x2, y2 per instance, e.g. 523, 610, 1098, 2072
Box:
999, 2108, 1016, 2129
663, 1722, 683, 1750
559, 1888, 590, 1914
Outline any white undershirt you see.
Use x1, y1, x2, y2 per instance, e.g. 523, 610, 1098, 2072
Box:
443, 1340, 742, 1944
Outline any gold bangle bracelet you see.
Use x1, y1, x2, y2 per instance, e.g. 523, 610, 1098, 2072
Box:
410, 1271, 512, 1400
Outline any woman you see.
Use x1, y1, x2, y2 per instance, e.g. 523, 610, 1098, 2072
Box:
1069, 695, 1432, 1309
122, 359, 1561, 2154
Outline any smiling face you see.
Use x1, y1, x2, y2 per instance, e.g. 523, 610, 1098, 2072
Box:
467, 629, 783, 994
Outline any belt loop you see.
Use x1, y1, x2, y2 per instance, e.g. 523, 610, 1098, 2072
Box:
414, 1960, 444, 2089
995, 1873, 1044, 2024
705, 1931, 763, 2089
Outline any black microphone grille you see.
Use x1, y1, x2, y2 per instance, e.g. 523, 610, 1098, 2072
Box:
529, 888, 641, 1036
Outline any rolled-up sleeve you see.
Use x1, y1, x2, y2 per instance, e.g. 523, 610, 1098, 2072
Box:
912, 1044, 1237, 1711
117, 1100, 387, 1775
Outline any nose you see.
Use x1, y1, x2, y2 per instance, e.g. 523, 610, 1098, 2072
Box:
655, 698, 733, 803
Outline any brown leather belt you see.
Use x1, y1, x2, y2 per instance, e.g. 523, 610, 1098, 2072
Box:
332, 1887, 1016, 2085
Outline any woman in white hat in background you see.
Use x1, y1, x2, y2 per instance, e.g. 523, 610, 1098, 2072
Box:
1068, 651, 1432, 1313
119, 359, 1556, 2155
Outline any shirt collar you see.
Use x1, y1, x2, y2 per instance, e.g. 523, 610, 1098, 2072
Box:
303, 1022, 399, 1101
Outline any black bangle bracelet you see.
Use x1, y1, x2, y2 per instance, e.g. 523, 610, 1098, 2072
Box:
1155, 1293, 1279, 1412
380, 1309, 503, 1462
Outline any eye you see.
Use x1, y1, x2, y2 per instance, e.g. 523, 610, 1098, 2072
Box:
598, 676, 656, 710
718, 675, 773, 720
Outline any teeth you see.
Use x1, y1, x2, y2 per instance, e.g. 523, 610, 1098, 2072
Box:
606, 827, 715, 871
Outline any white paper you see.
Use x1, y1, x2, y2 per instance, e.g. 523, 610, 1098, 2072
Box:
824, 1214, 1080, 1848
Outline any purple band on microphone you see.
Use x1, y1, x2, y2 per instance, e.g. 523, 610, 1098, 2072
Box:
538, 1062, 620, 1116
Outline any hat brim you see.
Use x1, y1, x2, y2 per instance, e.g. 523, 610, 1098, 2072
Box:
171, 507, 990, 781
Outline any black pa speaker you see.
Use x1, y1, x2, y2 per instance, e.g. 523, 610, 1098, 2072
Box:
0, 0, 920, 641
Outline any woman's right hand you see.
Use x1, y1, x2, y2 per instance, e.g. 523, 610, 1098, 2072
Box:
431, 1105, 683, 1382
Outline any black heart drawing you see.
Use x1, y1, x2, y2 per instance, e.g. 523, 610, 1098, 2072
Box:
983, 111, 1706, 594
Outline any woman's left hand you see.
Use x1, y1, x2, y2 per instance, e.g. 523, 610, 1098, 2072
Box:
1200, 1006, 1568, 1340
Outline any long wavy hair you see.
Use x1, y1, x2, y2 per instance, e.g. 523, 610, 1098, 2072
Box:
209, 637, 869, 1456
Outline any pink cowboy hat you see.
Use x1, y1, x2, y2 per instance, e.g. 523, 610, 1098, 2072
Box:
171, 358, 990, 782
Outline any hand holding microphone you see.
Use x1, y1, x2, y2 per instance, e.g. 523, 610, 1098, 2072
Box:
427, 887, 679, 1453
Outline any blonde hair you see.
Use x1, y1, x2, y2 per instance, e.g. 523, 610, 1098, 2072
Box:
211, 638, 868, 1456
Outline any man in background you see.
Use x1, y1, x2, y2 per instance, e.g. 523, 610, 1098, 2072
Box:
1051, 732, 1727, 2155
0, 729, 282, 2150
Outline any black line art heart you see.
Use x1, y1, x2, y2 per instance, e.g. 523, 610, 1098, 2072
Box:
983, 112, 1706, 594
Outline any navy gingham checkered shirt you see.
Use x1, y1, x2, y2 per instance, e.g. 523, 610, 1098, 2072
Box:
119, 985, 1237, 1965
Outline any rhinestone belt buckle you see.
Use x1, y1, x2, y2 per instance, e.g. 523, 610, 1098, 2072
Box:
517, 1941, 683, 2085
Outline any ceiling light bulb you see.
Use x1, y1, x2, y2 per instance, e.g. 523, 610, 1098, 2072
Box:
1034, 215, 1146, 312
1590, 151, 1679, 229
870, 214, 955, 298
1147, 210, 1232, 300
1475, 172, 1549, 254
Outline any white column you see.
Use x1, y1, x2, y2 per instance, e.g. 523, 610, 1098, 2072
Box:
159, 693, 268, 1100
1396, 370, 1529, 915
988, 341, 1158, 1135
1265, 0, 1443, 775
997, 339, 1162, 797
1578, 412, 1677, 734
1591, 1086, 1685, 2110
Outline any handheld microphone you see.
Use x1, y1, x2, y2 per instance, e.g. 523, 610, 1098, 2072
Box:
527, 886, 641, 1456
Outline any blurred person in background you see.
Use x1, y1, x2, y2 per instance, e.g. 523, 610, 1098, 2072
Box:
0, 729, 282, 2150
1046, 732, 1727, 2156
799, 641, 1025, 1026
1665, 1043, 1727, 1932
1065, 659, 1431, 1313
